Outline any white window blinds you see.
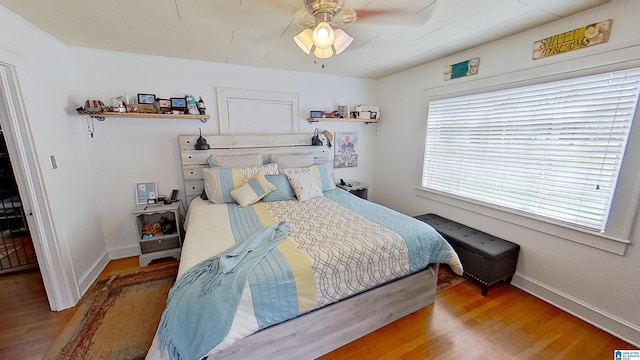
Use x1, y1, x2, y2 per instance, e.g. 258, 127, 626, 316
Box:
422, 68, 640, 232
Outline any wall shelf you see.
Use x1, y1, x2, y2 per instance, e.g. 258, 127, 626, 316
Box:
307, 118, 380, 124
78, 111, 210, 123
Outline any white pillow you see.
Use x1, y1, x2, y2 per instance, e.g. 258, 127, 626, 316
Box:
230, 171, 276, 207
287, 170, 323, 201
208, 153, 263, 167
280, 161, 336, 192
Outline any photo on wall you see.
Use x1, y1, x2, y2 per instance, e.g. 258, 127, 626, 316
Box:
334, 131, 358, 168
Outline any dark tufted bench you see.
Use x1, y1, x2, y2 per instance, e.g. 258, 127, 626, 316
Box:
415, 213, 520, 296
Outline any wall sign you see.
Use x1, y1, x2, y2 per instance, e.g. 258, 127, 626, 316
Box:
533, 19, 612, 60
444, 58, 479, 81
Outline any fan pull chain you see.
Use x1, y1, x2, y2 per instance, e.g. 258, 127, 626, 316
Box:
86, 116, 95, 138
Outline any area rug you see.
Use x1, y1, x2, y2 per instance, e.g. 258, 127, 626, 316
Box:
44, 262, 178, 360
436, 264, 467, 293
45, 262, 463, 359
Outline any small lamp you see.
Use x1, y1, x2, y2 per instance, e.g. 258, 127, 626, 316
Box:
312, 21, 335, 49
294, 28, 314, 54
314, 47, 334, 59
294, 21, 353, 59
194, 128, 210, 150
333, 29, 354, 55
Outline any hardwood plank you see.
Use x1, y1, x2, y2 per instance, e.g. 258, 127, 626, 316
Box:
0, 270, 75, 360
0, 258, 635, 360
320, 282, 635, 360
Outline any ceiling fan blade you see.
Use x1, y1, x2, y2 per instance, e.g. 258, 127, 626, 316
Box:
353, 9, 432, 27
294, 7, 316, 28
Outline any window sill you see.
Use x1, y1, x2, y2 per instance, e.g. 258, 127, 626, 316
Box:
415, 187, 630, 256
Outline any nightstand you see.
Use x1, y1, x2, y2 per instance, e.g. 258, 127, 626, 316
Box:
337, 182, 368, 200
132, 202, 183, 267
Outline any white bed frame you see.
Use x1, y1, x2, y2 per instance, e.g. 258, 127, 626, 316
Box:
178, 133, 438, 359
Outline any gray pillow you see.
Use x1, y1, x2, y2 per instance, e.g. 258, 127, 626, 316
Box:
208, 153, 263, 167
270, 153, 314, 168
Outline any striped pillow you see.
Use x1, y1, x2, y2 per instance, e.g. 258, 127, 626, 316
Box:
202, 163, 279, 203
230, 171, 276, 207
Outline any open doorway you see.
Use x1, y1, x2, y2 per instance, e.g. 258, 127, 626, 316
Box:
0, 128, 36, 273
0, 54, 76, 312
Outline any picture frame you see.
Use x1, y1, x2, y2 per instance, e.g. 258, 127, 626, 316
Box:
158, 98, 171, 113
171, 97, 187, 109
137, 93, 156, 104
310, 110, 323, 118
135, 181, 158, 205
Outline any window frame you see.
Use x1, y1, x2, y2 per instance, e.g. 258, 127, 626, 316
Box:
416, 62, 640, 255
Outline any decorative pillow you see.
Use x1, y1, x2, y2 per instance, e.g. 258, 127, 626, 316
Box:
230, 171, 276, 207
262, 174, 296, 202
202, 163, 279, 204
208, 153, 263, 167
270, 153, 315, 168
287, 170, 323, 201
281, 161, 336, 192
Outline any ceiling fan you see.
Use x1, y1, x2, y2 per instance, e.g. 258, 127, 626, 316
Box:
292, 0, 434, 59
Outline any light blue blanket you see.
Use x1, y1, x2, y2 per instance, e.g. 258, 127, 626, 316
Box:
158, 221, 291, 360
325, 189, 453, 272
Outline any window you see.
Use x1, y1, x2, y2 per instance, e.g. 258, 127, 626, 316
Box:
422, 68, 640, 233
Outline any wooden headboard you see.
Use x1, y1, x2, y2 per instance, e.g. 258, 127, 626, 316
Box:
179, 133, 330, 203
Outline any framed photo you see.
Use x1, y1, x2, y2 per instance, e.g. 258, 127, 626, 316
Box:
158, 98, 171, 113
135, 181, 158, 205
171, 97, 187, 109
310, 110, 323, 118
137, 93, 156, 104
334, 131, 358, 168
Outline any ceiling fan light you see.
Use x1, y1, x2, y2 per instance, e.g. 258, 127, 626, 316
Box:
314, 46, 334, 59
333, 29, 353, 55
312, 21, 335, 49
294, 28, 314, 54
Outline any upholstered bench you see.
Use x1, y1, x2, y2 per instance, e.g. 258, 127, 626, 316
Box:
415, 213, 520, 296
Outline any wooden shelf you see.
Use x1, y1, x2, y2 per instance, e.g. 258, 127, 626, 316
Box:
79, 111, 210, 123
307, 118, 380, 124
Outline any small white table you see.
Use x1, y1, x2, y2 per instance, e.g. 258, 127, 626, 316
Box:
132, 202, 183, 266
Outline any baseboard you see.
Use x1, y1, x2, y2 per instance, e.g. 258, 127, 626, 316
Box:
77, 252, 110, 295
512, 273, 640, 347
108, 244, 140, 260
75, 246, 140, 300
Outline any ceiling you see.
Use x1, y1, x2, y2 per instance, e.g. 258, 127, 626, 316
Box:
0, 0, 611, 79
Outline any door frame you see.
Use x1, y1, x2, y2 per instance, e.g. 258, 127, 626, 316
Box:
0, 47, 77, 310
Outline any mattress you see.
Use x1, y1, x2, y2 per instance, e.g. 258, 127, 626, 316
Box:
147, 189, 462, 360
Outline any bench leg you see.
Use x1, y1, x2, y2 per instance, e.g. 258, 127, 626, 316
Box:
481, 285, 488, 297
505, 275, 514, 284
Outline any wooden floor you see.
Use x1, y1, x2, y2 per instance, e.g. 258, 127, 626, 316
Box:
0, 258, 634, 360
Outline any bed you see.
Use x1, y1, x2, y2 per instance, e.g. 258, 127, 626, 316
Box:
146, 133, 462, 360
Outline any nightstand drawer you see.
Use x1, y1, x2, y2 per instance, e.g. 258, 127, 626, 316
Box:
140, 236, 180, 254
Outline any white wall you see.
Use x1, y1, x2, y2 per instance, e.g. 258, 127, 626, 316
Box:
375, 0, 640, 346
0, 5, 378, 309
67, 48, 378, 259
0, 6, 107, 307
